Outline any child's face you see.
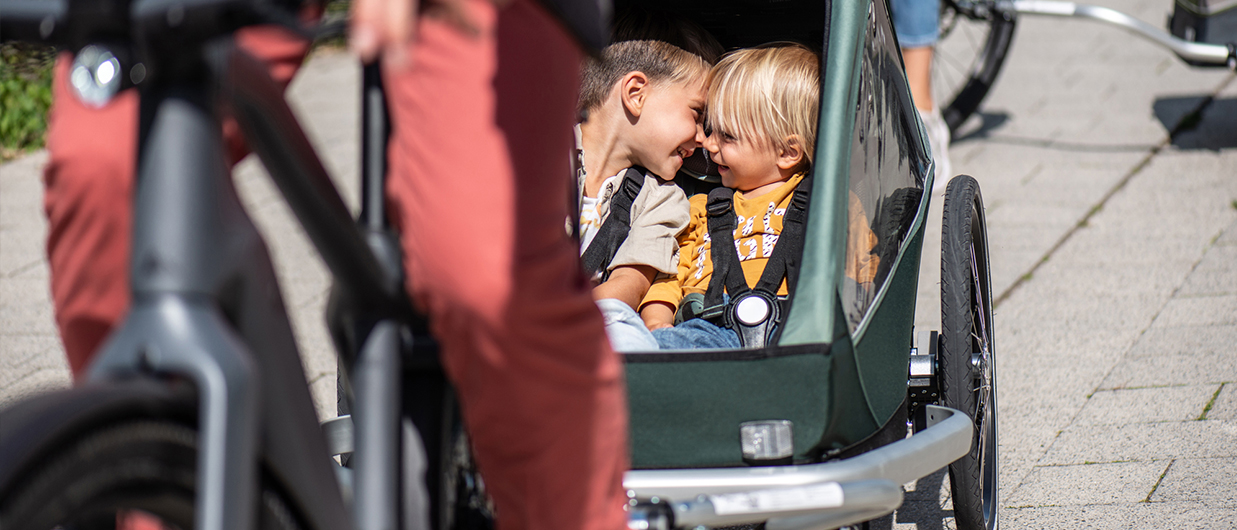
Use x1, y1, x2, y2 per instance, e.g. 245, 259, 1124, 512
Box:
703, 128, 784, 192
628, 77, 707, 179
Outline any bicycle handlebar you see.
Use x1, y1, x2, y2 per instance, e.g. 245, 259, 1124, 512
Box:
0, 0, 310, 49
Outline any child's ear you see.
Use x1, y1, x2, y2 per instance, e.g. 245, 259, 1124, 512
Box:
620, 71, 650, 119
777, 135, 806, 170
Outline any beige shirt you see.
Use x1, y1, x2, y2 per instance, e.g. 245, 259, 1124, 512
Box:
577, 168, 691, 276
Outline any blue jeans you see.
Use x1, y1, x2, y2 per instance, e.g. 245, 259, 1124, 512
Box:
651, 318, 741, 350
597, 298, 659, 352
891, 0, 940, 48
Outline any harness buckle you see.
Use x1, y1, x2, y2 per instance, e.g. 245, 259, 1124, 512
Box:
725, 291, 781, 348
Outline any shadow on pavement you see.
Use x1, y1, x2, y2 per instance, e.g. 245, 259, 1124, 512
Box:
952, 111, 1011, 144
1155, 96, 1237, 151
893, 468, 953, 530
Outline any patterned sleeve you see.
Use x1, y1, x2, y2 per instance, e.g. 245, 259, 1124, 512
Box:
640, 196, 708, 311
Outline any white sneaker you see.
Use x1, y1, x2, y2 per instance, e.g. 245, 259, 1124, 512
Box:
919, 107, 953, 194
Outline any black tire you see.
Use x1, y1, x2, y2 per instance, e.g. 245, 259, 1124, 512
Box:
934, 0, 1017, 133
939, 175, 998, 530
0, 419, 301, 530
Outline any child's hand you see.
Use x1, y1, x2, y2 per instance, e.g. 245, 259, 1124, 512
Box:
641, 302, 676, 331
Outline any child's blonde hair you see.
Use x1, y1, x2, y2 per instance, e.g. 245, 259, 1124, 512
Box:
579, 40, 710, 114
707, 43, 820, 165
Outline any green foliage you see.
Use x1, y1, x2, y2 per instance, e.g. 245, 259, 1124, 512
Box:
1, 43, 55, 160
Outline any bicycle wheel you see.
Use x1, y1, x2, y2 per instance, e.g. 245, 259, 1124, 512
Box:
934, 0, 1017, 133
0, 419, 301, 530
939, 175, 998, 530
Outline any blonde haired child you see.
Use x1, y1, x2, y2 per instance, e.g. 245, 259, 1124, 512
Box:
637, 43, 823, 349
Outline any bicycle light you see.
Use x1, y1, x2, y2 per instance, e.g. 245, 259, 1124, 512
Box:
71, 45, 123, 107
740, 420, 794, 462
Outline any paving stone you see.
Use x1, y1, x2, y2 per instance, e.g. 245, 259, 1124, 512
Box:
1102, 350, 1237, 389
1178, 245, 1237, 296
1152, 294, 1237, 328
0, 368, 71, 410
1041, 420, 1237, 465
0, 278, 58, 336
1002, 502, 1237, 529
1006, 461, 1168, 507
1207, 383, 1236, 421
1074, 385, 1220, 425
1151, 457, 1237, 505
1216, 219, 1237, 246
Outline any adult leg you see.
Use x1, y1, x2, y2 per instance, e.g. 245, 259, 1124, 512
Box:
383, 1, 628, 529
890, 0, 952, 189
43, 25, 314, 379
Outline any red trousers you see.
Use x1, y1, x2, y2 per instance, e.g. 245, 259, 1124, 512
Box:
41, 2, 629, 529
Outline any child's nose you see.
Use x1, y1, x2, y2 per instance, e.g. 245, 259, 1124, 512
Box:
703, 132, 719, 153
694, 123, 706, 145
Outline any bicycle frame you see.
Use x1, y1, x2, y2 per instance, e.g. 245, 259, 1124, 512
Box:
0, 1, 424, 528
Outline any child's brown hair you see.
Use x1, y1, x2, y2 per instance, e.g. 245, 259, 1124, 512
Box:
578, 40, 710, 114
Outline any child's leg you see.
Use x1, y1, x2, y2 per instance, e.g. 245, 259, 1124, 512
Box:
596, 299, 660, 351
651, 319, 742, 350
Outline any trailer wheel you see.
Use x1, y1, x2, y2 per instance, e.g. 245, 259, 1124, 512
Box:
940, 175, 998, 530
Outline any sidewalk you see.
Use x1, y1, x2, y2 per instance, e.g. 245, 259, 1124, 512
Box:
903, 0, 1237, 525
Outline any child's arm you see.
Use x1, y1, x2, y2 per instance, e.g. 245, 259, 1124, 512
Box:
637, 196, 707, 330
598, 176, 690, 308
593, 265, 657, 310
640, 301, 676, 330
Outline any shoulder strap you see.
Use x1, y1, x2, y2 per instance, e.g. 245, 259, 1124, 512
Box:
703, 187, 751, 311
754, 177, 812, 294
580, 167, 646, 279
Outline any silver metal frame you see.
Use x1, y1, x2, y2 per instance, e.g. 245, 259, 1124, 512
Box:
622, 405, 973, 529
1010, 0, 1236, 66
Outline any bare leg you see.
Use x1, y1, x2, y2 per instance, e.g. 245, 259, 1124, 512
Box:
902, 45, 934, 112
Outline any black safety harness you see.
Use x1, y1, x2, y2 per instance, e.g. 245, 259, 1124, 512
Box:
676, 177, 812, 348
579, 167, 646, 281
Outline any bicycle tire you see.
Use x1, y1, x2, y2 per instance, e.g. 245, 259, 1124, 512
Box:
0, 419, 302, 530
934, 0, 1017, 133
939, 175, 998, 530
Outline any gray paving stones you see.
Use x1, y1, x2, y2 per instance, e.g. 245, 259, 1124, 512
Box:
1074, 385, 1219, 425
1153, 294, 1237, 327
1007, 460, 1168, 507
1151, 457, 1237, 505
1042, 420, 1237, 465
1207, 383, 1236, 421
1003, 503, 1237, 529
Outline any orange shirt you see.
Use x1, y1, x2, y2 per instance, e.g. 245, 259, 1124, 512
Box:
642, 174, 881, 312
642, 173, 806, 311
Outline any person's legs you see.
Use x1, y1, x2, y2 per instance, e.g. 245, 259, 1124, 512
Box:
43, 26, 313, 379
651, 319, 741, 350
383, 1, 627, 529
890, 0, 951, 191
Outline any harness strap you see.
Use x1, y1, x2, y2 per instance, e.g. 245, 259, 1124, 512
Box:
580, 167, 646, 280
703, 187, 749, 313
693, 178, 812, 348
754, 177, 812, 294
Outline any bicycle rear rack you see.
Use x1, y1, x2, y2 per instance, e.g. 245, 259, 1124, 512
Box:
1010, 0, 1237, 67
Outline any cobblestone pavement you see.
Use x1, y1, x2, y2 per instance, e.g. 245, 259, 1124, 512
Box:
2, 1, 1236, 525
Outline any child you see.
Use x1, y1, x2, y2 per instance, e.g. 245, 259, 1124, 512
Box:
575, 39, 710, 351
638, 43, 822, 349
